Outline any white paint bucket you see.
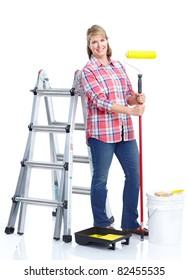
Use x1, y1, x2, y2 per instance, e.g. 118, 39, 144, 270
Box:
146, 192, 184, 246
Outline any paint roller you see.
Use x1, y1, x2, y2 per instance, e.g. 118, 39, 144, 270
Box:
126, 50, 157, 59
126, 50, 157, 240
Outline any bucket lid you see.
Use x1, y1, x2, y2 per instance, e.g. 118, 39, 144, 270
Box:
146, 191, 185, 202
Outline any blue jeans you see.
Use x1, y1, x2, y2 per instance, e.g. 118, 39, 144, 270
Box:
88, 137, 140, 230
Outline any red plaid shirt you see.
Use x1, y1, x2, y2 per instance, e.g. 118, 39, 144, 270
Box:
81, 55, 136, 143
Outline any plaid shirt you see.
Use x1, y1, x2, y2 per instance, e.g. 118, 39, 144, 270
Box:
81, 55, 136, 143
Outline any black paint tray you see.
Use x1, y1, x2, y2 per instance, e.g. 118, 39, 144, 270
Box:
75, 227, 132, 250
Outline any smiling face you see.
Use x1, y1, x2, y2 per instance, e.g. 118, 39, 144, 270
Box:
88, 34, 108, 60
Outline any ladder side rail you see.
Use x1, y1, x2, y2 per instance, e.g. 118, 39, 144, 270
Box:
62, 93, 79, 241
44, 95, 61, 202
38, 71, 62, 204
54, 92, 78, 241
37, 71, 62, 202
5, 132, 31, 229
53, 167, 66, 240
5, 166, 29, 234
49, 133, 61, 202
17, 93, 42, 234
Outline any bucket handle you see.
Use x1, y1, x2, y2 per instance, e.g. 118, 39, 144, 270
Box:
146, 208, 158, 226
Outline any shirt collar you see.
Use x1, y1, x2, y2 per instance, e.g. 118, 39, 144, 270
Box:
90, 54, 115, 67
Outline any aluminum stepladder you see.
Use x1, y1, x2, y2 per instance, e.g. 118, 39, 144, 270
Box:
5, 69, 114, 242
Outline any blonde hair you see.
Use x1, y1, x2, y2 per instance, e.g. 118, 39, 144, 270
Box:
86, 24, 112, 59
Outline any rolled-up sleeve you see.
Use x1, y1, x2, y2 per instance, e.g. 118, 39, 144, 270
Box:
81, 68, 113, 112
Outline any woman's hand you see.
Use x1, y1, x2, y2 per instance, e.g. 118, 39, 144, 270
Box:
111, 102, 145, 116
129, 104, 145, 116
127, 93, 146, 106
136, 93, 145, 104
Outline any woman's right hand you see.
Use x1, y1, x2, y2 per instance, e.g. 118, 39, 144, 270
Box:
129, 104, 145, 116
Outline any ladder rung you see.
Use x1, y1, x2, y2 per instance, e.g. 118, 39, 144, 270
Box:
14, 197, 64, 207
51, 122, 85, 131
57, 154, 90, 164
74, 123, 85, 130
23, 161, 64, 170
30, 124, 68, 133
72, 186, 90, 195
36, 88, 71, 97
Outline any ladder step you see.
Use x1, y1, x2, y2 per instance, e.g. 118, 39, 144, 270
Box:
57, 154, 90, 164
36, 88, 71, 97
51, 122, 85, 131
14, 197, 65, 207
29, 124, 68, 133
72, 186, 90, 195
74, 123, 85, 131
23, 161, 64, 170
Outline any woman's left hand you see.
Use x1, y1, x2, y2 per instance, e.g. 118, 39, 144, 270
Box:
136, 93, 145, 104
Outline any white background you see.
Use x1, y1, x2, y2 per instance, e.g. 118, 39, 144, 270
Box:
0, 0, 187, 277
